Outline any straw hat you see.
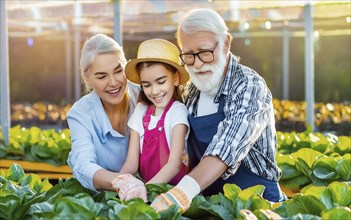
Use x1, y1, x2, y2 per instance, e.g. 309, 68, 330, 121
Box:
125, 38, 189, 85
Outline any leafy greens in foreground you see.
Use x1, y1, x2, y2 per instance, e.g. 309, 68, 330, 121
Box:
1, 164, 350, 219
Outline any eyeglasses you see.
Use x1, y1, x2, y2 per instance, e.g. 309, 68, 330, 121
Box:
179, 42, 218, 65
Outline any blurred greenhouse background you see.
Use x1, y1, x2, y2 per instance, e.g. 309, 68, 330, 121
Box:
1, 0, 351, 136
1, 2, 351, 219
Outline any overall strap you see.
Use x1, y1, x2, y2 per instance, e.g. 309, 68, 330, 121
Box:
156, 99, 175, 127
142, 99, 175, 130
142, 105, 155, 130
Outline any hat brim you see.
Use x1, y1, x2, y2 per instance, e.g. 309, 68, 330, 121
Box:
125, 58, 189, 85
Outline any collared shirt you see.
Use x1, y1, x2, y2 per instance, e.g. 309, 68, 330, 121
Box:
66, 82, 140, 190
185, 53, 281, 181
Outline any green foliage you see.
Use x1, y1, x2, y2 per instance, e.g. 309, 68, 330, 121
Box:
145, 183, 172, 202
336, 154, 351, 181
108, 198, 160, 220
277, 131, 351, 190
321, 207, 351, 219
273, 181, 351, 219
1, 164, 351, 219
276, 131, 350, 155
1, 129, 351, 219
1, 126, 349, 167
0, 164, 53, 219
0, 125, 71, 165
274, 195, 326, 217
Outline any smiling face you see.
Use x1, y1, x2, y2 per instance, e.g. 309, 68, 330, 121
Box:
180, 30, 227, 96
85, 53, 127, 109
139, 63, 179, 114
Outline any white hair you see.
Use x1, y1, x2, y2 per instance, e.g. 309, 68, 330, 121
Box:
80, 34, 126, 75
79, 33, 127, 90
176, 8, 231, 47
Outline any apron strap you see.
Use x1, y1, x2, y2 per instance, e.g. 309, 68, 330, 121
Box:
217, 95, 226, 113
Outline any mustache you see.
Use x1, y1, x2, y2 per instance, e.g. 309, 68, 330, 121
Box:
188, 64, 214, 73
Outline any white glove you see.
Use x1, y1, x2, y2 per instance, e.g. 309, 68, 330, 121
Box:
151, 175, 200, 213
111, 174, 148, 202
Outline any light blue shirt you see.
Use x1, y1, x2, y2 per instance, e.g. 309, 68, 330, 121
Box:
67, 82, 140, 191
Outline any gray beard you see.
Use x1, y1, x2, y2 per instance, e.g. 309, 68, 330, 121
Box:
186, 52, 227, 97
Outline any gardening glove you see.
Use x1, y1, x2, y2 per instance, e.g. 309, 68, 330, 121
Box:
150, 175, 200, 214
111, 174, 148, 202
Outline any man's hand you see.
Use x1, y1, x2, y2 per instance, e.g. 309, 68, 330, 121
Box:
150, 187, 190, 213
150, 175, 201, 213
111, 174, 147, 202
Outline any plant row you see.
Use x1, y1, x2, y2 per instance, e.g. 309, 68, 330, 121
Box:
277, 149, 350, 190
1, 127, 350, 191
276, 131, 350, 191
1, 164, 350, 220
272, 100, 350, 125
0, 126, 71, 166
9, 100, 351, 135
277, 130, 350, 155
1, 126, 350, 164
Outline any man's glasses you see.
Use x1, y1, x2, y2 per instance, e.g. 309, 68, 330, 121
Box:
179, 42, 218, 65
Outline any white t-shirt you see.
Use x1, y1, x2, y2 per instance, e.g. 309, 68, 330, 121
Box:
128, 101, 190, 152
197, 92, 219, 116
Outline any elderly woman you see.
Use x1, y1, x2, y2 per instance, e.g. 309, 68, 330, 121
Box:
67, 33, 146, 201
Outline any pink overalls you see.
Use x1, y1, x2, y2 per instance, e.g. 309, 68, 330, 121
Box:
139, 99, 187, 185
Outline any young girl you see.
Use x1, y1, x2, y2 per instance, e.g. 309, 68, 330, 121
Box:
120, 38, 190, 185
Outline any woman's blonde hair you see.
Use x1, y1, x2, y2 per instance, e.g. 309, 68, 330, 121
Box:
80, 33, 127, 91
80, 33, 130, 135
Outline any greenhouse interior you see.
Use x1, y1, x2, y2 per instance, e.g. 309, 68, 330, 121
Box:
0, 0, 350, 219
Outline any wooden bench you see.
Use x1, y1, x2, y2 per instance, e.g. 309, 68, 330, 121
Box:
0, 159, 72, 179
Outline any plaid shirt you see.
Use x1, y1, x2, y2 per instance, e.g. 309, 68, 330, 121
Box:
185, 53, 281, 181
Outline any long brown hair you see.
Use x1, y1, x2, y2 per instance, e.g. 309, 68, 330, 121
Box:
136, 62, 184, 106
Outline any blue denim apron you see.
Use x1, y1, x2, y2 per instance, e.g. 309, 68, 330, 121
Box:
188, 95, 285, 202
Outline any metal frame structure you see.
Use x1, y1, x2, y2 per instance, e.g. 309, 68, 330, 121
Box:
1, 0, 351, 142
1, 0, 10, 143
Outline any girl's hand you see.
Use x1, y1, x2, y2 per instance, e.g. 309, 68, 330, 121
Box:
111, 174, 148, 202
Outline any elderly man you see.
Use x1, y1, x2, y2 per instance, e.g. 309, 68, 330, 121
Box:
151, 8, 286, 213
